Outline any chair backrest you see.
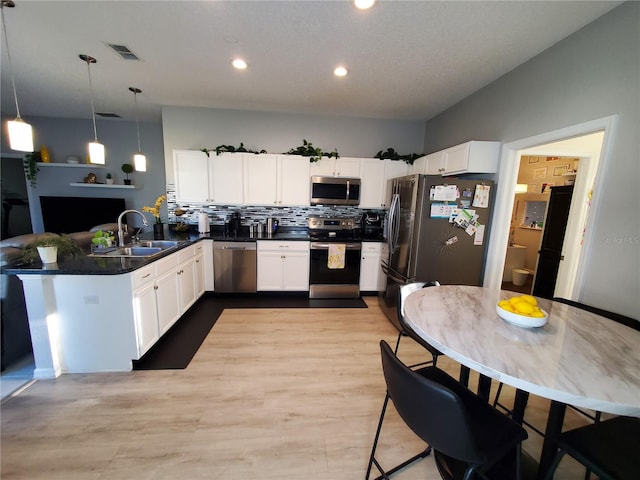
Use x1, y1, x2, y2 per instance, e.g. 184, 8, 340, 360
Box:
379, 340, 481, 463
552, 297, 639, 331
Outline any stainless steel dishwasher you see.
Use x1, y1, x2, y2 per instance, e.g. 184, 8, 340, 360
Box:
213, 241, 257, 292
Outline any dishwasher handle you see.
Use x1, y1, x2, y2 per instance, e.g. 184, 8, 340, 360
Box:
214, 241, 257, 251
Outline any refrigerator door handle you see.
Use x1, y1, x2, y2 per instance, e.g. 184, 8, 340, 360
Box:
381, 259, 412, 285
388, 192, 400, 253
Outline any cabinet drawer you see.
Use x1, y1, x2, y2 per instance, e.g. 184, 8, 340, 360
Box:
154, 253, 179, 276
132, 264, 155, 289
257, 241, 310, 252
361, 242, 383, 253
177, 244, 195, 264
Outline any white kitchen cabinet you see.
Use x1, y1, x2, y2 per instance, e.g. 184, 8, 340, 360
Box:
177, 245, 197, 314
359, 158, 409, 209
155, 254, 181, 335
360, 242, 388, 292
173, 150, 243, 204
132, 264, 159, 357
193, 243, 205, 298
310, 156, 360, 177
257, 241, 310, 291
410, 151, 445, 175
412, 142, 499, 176
243, 154, 310, 206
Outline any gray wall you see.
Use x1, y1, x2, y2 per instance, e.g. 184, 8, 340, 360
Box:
0, 116, 166, 230
162, 106, 425, 184
424, 2, 639, 318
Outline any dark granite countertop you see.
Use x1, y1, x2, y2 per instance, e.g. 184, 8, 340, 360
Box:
2, 226, 385, 276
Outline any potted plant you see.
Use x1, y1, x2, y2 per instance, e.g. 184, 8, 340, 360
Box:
21, 235, 83, 264
286, 139, 339, 163
121, 163, 134, 185
142, 194, 167, 238
23, 151, 41, 187
91, 230, 115, 251
105, 173, 114, 185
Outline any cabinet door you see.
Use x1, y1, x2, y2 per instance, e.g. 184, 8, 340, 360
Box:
310, 157, 336, 176
244, 154, 278, 205
132, 281, 159, 357
178, 258, 197, 313
410, 155, 428, 175
174, 150, 210, 202
359, 253, 380, 291
194, 253, 205, 298
278, 155, 310, 206
211, 153, 244, 204
359, 158, 386, 209
257, 251, 284, 290
426, 151, 445, 175
155, 269, 181, 335
443, 143, 470, 174
385, 159, 409, 180
335, 157, 361, 177
282, 252, 310, 290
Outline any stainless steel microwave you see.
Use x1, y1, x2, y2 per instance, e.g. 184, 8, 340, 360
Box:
310, 176, 361, 206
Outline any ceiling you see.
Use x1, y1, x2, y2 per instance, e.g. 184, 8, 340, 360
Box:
0, 1, 622, 124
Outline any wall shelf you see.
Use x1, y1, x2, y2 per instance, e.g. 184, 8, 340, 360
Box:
69, 183, 141, 189
38, 162, 105, 169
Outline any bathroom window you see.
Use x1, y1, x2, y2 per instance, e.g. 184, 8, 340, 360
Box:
522, 201, 547, 229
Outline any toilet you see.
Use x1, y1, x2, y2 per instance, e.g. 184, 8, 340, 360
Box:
512, 268, 530, 286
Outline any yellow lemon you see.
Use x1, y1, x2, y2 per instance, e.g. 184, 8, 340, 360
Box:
530, 310, 546, 318
508, 296, 522, 306
520, 294, 538, 306
514, 301, 534, 315
498, 300, 509, 308
500, 303, 516, 313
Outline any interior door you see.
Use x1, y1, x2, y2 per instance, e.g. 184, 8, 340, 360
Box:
532, 185, 574, 299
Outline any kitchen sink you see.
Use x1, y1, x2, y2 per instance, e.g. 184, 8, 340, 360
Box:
89, 246, 166, 258
138, 240, 181, 248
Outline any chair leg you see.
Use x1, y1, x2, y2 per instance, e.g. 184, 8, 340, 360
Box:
542, 449, 566, 480
366, 391, 431, 480
393, 331, 402, 354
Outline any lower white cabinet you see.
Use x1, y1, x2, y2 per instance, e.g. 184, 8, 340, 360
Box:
132, 264, 160, 357
154, 254, 182, 336
257, 241, 310, 291
359, 242, 388, 292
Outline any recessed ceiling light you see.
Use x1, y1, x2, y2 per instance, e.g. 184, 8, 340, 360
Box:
354, 0, 375, 10
232, 58, 247, 70
334, 66, 348, 77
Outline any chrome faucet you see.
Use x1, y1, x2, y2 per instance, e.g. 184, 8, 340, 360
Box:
117, 209, 149, 247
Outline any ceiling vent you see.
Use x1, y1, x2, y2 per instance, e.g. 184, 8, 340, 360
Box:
108, 43, 140, 61
96, 112, 121, 118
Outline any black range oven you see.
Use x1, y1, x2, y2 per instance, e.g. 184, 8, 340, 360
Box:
308, 216, 361, 299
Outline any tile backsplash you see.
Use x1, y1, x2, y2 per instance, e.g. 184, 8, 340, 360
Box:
166, 184, 385, 227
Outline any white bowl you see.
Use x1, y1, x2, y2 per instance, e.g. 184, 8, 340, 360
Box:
496, 305, 548, 328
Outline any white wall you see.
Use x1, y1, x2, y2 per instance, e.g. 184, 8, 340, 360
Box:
162, 106, 425, 184
424, 2, 639, 318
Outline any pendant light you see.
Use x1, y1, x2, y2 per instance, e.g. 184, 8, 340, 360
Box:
1, 0, 34, 152
79, 54, 105, 165
129, 87, 146, 172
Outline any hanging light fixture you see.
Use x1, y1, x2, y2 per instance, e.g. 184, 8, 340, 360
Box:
1, 0, 33, 152
79, 54, 105, 165
129, 87, 146, 172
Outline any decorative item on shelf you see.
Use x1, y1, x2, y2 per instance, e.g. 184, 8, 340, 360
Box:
1, 1, 34, 152
20, 235, 82, 265
121, 163, 134, 184
374, 147, 423, 165
79, 54, 105, 165
66, 155, 80, 164
83, 172, 97, 184
172, 222, 189, 232
105, 173, 113, 185
285, 139, 339, 163
200, 142, 266, 157
23, 150, 41, 187
40, 145, 51, 163
142, 194, 167, 239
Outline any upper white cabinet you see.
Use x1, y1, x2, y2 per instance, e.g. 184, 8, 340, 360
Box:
359, 158, 409, 209
311, 156, 361, 177
244, 154, 310, 206
174, 150, 243, 204
413, 141, 499, 176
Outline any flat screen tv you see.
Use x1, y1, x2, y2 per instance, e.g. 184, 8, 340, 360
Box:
40, 196, 126, 233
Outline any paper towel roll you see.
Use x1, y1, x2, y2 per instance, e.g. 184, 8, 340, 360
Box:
198, 212, 210, 233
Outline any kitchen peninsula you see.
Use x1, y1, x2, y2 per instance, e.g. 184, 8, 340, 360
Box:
2, 227, 317, 379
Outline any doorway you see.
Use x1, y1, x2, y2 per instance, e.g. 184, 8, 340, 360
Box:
484, 115, 615, 300
1, 154, 32, 239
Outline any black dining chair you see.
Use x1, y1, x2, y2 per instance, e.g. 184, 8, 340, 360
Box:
367, 340, 528, 480
543, 415, 640, 480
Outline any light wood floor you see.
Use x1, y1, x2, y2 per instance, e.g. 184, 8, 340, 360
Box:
1, 297, 591, 479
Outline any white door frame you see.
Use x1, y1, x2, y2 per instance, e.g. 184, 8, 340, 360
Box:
483, 115, 618, 300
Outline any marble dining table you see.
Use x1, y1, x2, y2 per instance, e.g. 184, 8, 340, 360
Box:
402, 284, 640, 479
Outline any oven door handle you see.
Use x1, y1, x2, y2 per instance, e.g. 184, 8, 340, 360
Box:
310, 243, 361, 250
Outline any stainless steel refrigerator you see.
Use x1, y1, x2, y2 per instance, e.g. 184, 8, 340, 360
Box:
380, 174, 495, 327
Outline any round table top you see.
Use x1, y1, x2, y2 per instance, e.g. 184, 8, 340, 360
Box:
403, 285, 640, 416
